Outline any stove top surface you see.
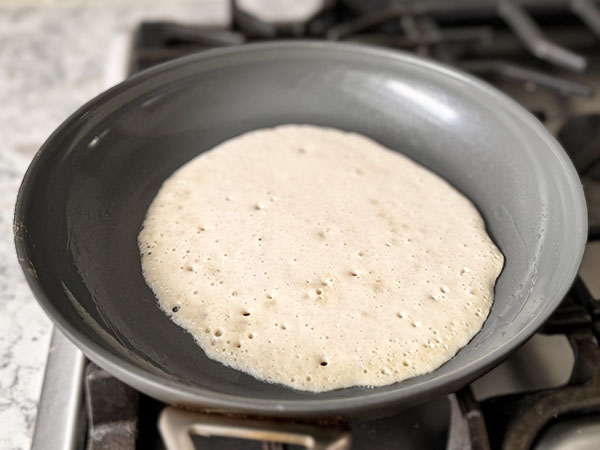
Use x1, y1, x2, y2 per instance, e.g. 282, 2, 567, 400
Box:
31, 1, 600, 449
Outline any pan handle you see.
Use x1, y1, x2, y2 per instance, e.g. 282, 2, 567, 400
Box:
158, 406, 352, 450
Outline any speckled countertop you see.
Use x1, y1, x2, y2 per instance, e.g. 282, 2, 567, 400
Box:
0, 3, 226, 449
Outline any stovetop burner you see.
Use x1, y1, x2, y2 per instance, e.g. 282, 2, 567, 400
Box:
31, 1, 600, 449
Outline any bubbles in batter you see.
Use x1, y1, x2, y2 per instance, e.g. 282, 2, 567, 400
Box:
139, 124, 504, 392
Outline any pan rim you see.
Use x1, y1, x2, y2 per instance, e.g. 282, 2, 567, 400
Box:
15, 41, 588, 416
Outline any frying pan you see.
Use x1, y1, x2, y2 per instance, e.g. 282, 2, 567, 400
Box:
14, 42, 587, 419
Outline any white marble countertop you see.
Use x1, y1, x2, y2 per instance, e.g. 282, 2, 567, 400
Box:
0, 2, 226, 449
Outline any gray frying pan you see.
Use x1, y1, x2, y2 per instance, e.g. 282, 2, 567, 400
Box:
14, 42, 587, 419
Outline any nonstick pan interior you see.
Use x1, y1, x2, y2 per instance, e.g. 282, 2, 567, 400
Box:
15, 43, 587, 418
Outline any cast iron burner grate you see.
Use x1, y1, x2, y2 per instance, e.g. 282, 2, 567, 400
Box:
81, 1, 600, 449
449, 267, 600, 450
129, 0, 600, 98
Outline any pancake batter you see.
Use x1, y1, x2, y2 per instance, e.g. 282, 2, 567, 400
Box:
138, 124, 504, 392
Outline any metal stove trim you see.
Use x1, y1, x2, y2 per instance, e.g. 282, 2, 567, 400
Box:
31, 328, 86, 450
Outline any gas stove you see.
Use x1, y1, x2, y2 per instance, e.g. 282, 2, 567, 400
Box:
31, 1, 600, 449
